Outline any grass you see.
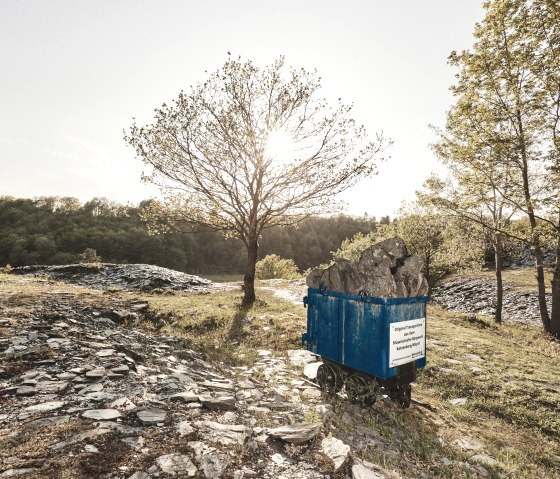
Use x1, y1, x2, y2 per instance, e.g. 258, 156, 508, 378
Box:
143, 287, 306, 365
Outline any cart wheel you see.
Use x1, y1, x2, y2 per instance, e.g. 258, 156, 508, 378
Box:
316, 363, 342, 397
345, 373, 378, 407
394, 384, 412, 409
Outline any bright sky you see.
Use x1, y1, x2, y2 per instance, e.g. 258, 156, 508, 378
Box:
0, 0, 484, 219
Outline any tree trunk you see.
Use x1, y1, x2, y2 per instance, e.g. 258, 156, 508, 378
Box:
242, 236, 258, 308
550, 232, 560, 338
494, 235, 503, 324
516, 109, 551, 331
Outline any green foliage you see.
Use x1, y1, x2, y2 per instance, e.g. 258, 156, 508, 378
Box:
0, 196, 378, 275
333, 207, 485, 288
79, 248, 101, 263
256, 254, 300, 279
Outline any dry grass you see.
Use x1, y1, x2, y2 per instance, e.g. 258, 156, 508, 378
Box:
144, 286, 306, 365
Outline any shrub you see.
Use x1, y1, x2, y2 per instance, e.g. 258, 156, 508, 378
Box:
256, 254, 300, 279
79, 248, 101, 263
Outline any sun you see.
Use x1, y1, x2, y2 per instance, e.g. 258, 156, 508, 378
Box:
264, 129, 296, 163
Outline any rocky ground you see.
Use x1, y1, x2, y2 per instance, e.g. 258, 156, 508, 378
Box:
432, 276, 550, 326
3, 266, 556, 479
0, 273, 397, 479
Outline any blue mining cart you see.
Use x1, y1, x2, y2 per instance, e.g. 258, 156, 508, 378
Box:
302, 288, 428, 408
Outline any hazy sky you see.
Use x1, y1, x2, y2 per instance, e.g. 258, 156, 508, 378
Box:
0, 0, 485, 218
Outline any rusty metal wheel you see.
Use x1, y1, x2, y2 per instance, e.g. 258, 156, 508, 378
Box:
316, 363, 342, 397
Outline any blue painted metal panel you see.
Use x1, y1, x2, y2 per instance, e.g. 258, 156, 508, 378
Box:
303, 288, 428, 380
304, 291, 340, 362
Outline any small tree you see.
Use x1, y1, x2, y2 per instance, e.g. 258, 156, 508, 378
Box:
126, 56, 389, 307
80, 248, 101, 264
256, 254, 300, 279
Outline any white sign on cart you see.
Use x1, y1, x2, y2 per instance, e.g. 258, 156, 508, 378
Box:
389, 318, 426, 368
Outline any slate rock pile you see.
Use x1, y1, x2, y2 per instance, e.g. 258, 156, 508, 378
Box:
432, 277, 550, 326
306, 237, 429, 298
13, 263, 213, 292
0, 280, 391, 479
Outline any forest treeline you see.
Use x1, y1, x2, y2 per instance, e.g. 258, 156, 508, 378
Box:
0, 196, 385, 274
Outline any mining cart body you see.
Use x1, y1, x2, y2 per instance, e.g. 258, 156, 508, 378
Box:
302, 288, 428, 408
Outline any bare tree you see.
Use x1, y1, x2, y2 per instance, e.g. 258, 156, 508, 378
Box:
125, 57, 389, 306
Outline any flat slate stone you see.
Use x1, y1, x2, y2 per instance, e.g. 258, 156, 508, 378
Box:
169, 391, 199, 403
454, 437, 484, 451
177, 420, 195, 437
110, 397, 137, 411
25, 401, 65, 413
82, 409, 121, 420
156, 454, 197, 476
321, 436, 351, 471
198, 453, 230, 478
16, 386, 36, 396
35, 381, 68, 394
96, 349, 115, 357
268, 423, 320, 444
352, 463, 389, 479
137, 408, 167, 424
303, 362, 322, 380
200, 396, 236, 411
195, 421, 252, 446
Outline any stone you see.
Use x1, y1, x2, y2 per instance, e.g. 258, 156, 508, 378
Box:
109, 397, 137, 411
471, 454, 498, 466
85, 368, 106, 378
321, 437, 351, 471
156, 453, 197, 476
27, 415, 70, 428
25, 401, 65, 413
51, 427, 112, 450
16, 386, 36, 396
286, 349, 317, 366
127, 473, 150, 479
198, 453, 231, 478
306, 237, 428, 298
200, 395, 236, 411
177, 420, 195, 437
449, 398, 467, 406
169, 391, 199, 403
121, 436, 145, 450
352, 463, 389, 479
35, 381, 68, 394
96, 349, 115, 357
79, 383, 104, 394
137, 407, 167, 423
195, 421, 252, 446
82, 409, 121, 420
464, 353, 483, 362
303, 362, 322, 380
1, 469, 38, 477
268, 423, 320, 444
454, 437, 484, 451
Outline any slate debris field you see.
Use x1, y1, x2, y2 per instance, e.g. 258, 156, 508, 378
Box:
0, 273, 392, 479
